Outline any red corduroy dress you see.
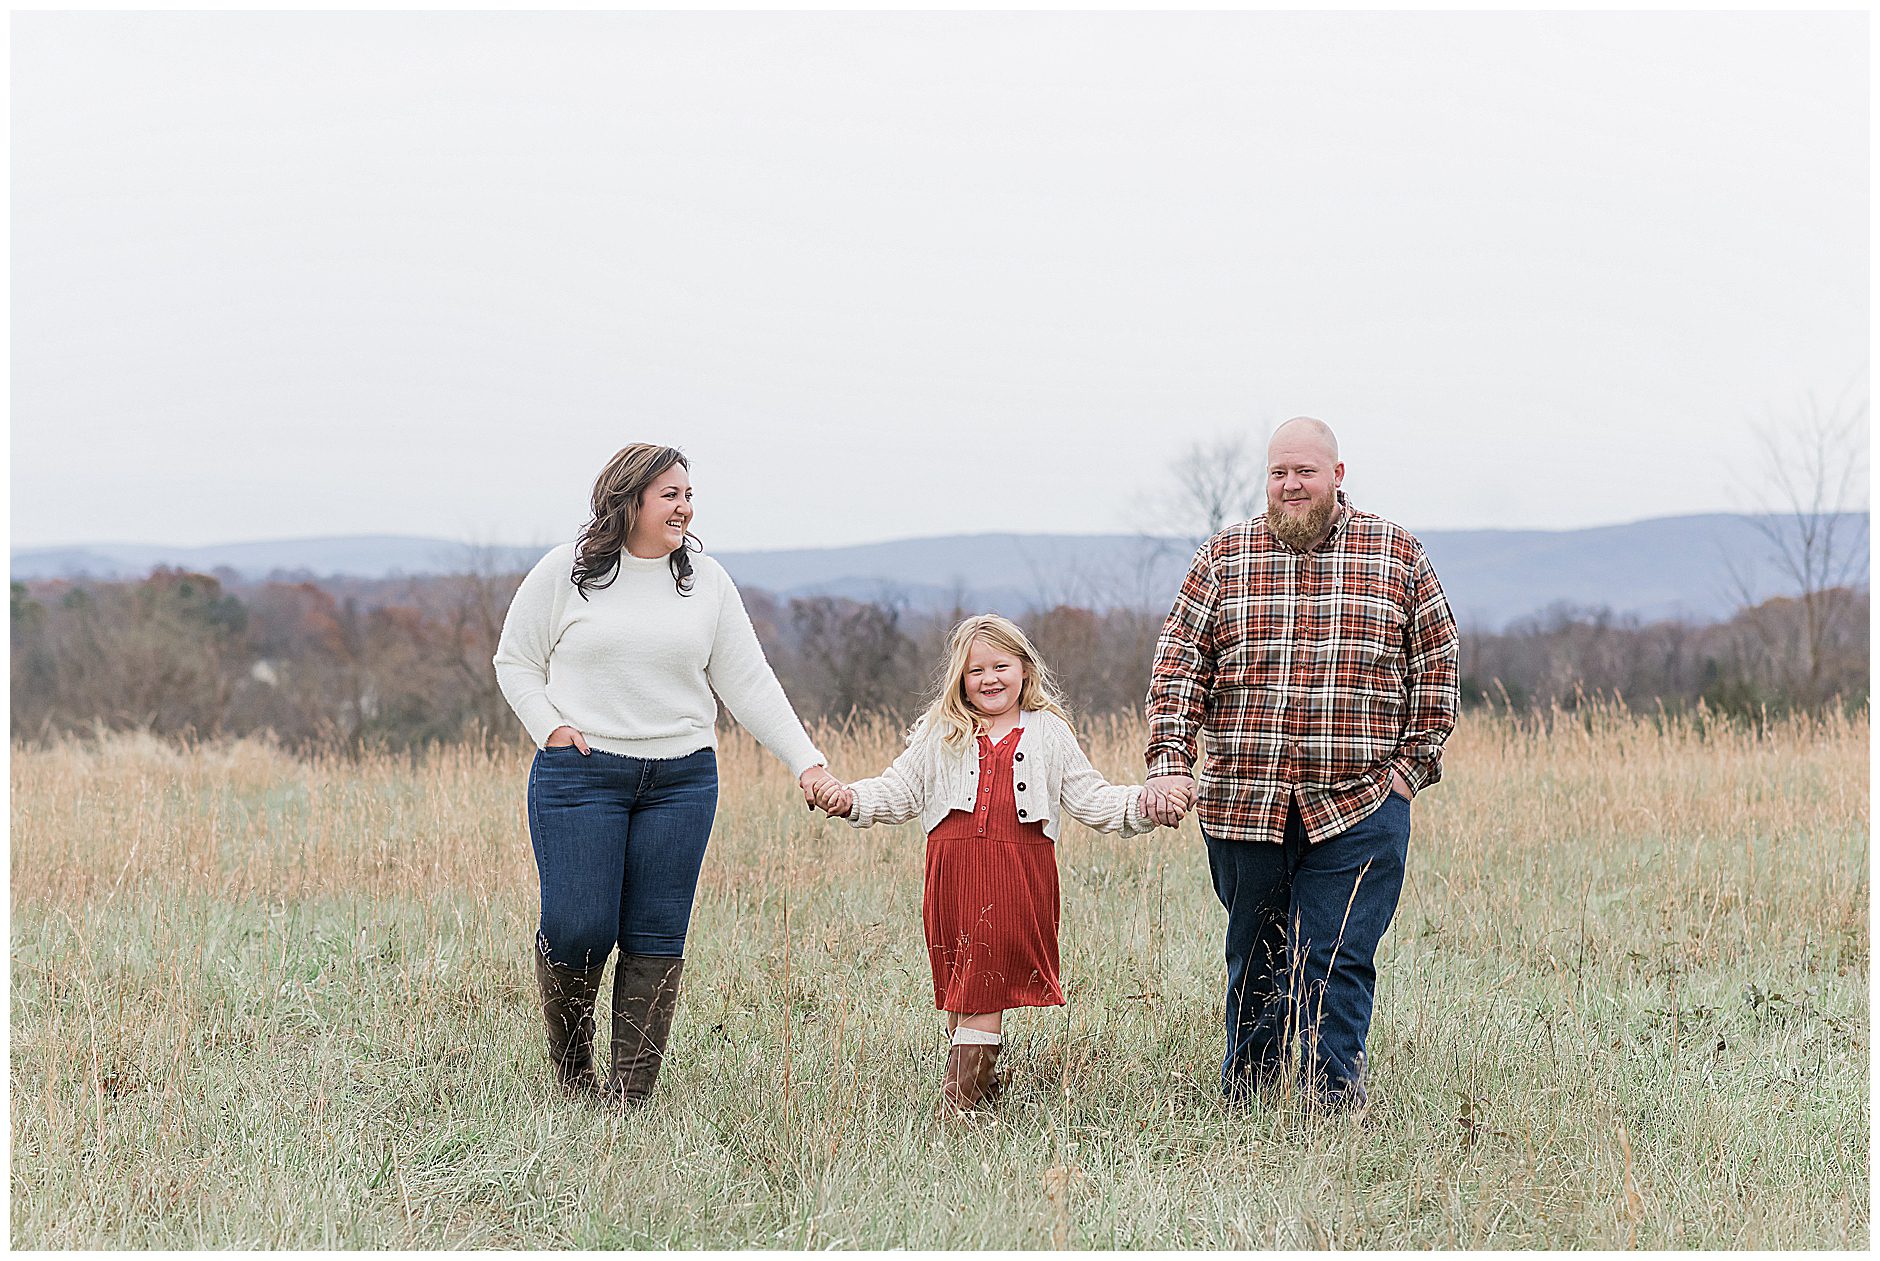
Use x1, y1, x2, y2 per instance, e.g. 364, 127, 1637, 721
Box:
923, 727, 1065, 1012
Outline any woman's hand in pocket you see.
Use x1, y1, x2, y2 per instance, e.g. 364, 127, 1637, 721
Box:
546, 726, 591, 755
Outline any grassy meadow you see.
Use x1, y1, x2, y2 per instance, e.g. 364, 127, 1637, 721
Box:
8, 705, 1870, 1248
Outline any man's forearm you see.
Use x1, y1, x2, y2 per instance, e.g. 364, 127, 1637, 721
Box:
1391, 687, 1454, 794
1389, 748, 1440, 794
1145, 544, 1220, 784
1147, 741, 1197, 781
1144, 679, 1204, 780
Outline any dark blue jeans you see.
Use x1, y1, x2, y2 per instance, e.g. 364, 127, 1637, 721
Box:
1205, 792, 1411, 1101
528, 745, 719, 967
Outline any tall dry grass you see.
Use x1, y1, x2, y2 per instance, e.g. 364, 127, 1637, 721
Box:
9, 704, 1869, 1247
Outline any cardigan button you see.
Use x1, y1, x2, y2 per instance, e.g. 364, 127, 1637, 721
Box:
1016, 782, 1026, 792
1017, 809, 1027, 818
1013, 752, 1024, 761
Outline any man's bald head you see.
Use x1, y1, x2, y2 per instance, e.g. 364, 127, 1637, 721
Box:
1268, 416, 1340, 465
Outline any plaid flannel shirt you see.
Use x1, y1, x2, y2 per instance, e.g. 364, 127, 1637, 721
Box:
1146, 493, 1460, 845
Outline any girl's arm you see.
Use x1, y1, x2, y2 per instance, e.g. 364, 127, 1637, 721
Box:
1055, 722, 1157, 837
842, 730, 932, 829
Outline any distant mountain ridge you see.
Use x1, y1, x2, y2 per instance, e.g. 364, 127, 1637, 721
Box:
11, 513, 1869, 631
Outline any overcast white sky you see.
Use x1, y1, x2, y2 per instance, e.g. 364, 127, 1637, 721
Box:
9, 10, 1869, 552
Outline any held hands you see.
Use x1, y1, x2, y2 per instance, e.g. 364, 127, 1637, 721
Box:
1142, 774, 1196, 828
1140, 771, 1406, 826
816, 779, 855, 818
799, 765, 854, 818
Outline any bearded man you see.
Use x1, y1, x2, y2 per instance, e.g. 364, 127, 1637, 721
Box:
1141, 417, 1460, 1110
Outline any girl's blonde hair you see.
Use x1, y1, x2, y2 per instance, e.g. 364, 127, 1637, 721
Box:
917, 614, 1071, 749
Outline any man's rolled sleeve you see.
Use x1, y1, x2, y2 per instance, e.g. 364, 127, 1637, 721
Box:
1145, 544, 1219, 780
1392, 550, 1460, 793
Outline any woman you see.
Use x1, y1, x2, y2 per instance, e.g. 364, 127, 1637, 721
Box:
493, 443, 841, 1105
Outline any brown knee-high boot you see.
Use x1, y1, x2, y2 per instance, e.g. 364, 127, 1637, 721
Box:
606, 952, 685, 1105
534, 946, 605, 1095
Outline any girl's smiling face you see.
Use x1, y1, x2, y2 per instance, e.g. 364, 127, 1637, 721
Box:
962, 636, 1024, 717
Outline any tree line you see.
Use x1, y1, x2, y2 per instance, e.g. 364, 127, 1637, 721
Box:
9, 566, 1867, 753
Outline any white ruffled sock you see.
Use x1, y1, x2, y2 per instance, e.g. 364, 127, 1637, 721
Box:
951, 1026, 1002, 1047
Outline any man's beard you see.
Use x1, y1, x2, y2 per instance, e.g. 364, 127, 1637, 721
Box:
1267, 491, 1337, 550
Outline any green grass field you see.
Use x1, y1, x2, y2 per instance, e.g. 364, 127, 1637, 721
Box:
9, 706, 1869, 1247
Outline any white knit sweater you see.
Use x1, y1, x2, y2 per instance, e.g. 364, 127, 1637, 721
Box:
845, 709, 1155, 842
492, 543, 825, 775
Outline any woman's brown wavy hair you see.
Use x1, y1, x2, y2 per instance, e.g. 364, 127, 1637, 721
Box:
571, 444, 700, 597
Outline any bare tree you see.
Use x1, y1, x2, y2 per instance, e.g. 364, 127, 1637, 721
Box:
786, 595, 921, 719
1133, 428, 1272, 557
432, 543, 527, 738
1727, 390, 1871, 705
1173, 431, 1268, 543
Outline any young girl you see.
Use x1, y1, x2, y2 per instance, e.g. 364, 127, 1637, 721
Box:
814, 614, 1161, 1115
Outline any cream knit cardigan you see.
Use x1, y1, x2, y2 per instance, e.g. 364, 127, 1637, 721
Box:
492, 543, 825, 775
845, 709, 1155, 841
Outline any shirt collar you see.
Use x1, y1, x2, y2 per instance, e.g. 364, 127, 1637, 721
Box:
1323, 491, 1353, 544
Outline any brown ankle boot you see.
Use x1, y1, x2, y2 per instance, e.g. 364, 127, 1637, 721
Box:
979, 1042, 1005, 1103
534, 946, 604, 1095
940, 1041, 1002, 1114
605, 952, 685, 1106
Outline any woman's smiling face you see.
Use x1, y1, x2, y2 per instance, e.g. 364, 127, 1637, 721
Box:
627, 464, 694, 558
962, 636, 1024, 717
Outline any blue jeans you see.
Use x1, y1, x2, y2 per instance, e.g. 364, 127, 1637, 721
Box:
528, 745, 719, 967
1205, 792, 1411, 1101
